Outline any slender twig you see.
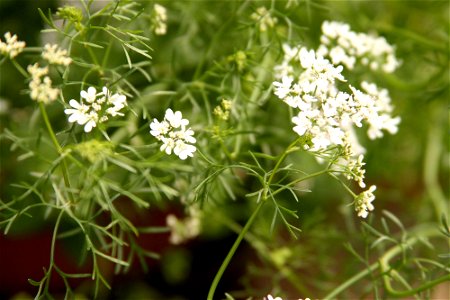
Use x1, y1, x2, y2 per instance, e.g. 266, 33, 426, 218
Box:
207, 199, 265, 300
39, 103, 72, 195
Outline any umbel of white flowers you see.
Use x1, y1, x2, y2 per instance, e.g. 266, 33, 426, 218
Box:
150, 108, 196, 160
272, 20, 401, 219
64, 86, 127, 132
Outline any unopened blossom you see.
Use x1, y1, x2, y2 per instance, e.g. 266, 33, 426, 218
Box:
152, 4, 167, 35
42, 43, 72, 66
27, 63, 59, 104
150, 108, 196, 160
0, 32, 25, 58
213, 99, 232, 120
354, 185, 376, 218
251, 6, 277, 32
317, 21, 400, 72
64, 86, 127, 132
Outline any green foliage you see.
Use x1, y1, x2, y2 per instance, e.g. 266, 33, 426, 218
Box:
0, 0, 448, 299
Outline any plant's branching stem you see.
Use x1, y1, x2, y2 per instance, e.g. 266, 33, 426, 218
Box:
39, 103, 72, 197
11, 59, 29, 77
323, 225, 449, 299
212, 208, 312, 296
43, 209, 65, 296
208, 138, 304, 299
423, 103, 447, 221
232, 31, 272, 158
207, 199, 265, 300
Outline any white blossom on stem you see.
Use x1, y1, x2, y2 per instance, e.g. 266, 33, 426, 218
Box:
0, 32, 25, 58
42, 43, 72, 66
64, 86, 127, 132
150, 108, 196, 160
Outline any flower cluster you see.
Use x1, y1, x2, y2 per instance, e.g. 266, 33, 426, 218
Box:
213, 98, 232, 121
274, 46, 400, 153
0, 32, 25, 58
151, 4, 167, 35
251, 6, 277, 32
150, 109, 196, 160
42, 43, 72, 66
27, 63, 59, 104
166, 206, 201, 244
273, 21, 401, 218
354, 185, 376, 218
317, 21, 400, 73
64, 86, 127, 132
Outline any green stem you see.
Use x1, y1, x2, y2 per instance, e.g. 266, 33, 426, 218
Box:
11, 59, 29, 78
423, 103, 447, 221
323, 225, 447, 299
208, 137, 299, 299
232, 31, 272, 158
266, 138, 299, 188
43, 209, 65, 295
323, 262, 378, 300
272, 168, 330, 197
39, 103, 72, 194
214, 209, 312, 296
379, 226, 449, 297
207, 200, 265, 300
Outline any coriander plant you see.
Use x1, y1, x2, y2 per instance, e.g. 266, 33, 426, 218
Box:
0, 1, 448, 299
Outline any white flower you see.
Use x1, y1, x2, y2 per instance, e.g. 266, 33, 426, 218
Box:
150, 108, 196, 160
273, 76, 293, 99
80, 87, 97, 103
0, 32, 25, 58
65, 100, 89, 124
319, 21, 400, 73
150, 119, 170, 139
41, 43, 72, 66
355, 185, 376, 218
64, 86, 127, 132
174, 140, 197, 160
165, 108, 189, 128
299, 47, 316, 69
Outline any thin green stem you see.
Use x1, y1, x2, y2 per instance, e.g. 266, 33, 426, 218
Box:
43, 209, 65, 295
207, 137, 301, 299
232, 31, 272, 158
323, 262, 378, 300
323, 225, 448, 299
212, 208, 312, 296
266, 138, 299, 188
379, 225, 449, 297
39, 103, 72, 195
328, 172, 357, 198
207, 200, 265, 300
423, 103, 447, 221
11, 59, 29, 78
271, 168, 330, 197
